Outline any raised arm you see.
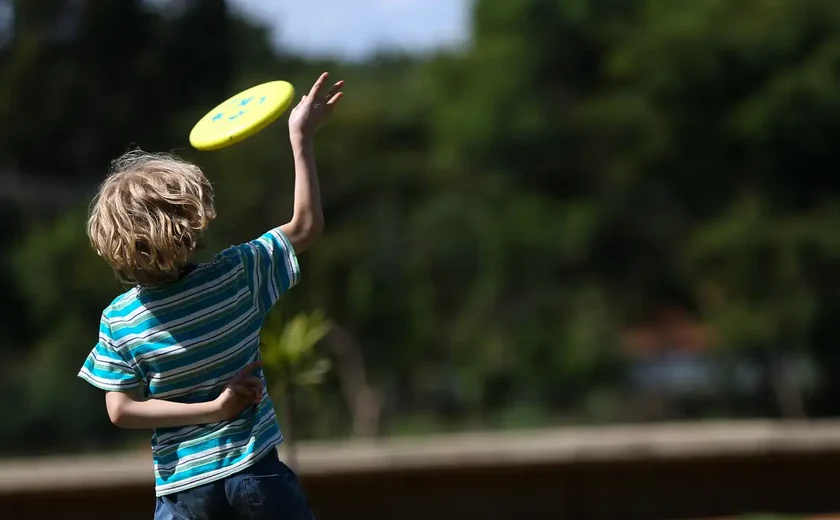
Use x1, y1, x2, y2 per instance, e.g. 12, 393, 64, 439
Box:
104, 362, 264, 430
280, 72, 344, 253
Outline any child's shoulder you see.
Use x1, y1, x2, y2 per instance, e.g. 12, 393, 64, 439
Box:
102, 287, 140, 319
213, 242, 247, 264
98, 288, 150, 335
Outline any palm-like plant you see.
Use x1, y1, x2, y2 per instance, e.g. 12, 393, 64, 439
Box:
260, 309, 332, 470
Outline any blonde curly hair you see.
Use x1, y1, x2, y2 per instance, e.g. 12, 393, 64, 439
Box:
88, 149, 216, 286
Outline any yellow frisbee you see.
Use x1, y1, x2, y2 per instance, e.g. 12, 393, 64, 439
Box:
189, 81, 296, 151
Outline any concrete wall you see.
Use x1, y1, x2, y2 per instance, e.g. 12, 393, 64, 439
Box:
2, 421, 840, 519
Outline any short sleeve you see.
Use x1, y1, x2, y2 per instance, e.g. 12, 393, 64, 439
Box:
234, 228, 301, 314
78, 314, 143, 392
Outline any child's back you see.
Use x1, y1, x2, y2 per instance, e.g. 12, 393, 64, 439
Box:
81, 228, 298, 495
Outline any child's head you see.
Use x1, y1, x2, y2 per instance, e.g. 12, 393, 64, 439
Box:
88, 149, 216, 286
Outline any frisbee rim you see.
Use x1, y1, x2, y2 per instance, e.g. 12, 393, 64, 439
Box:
189, 81, 295, 151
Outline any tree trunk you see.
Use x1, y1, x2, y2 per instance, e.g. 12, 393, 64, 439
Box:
282, 381, 298, 470
329, 326, 382, 438
771, 356, 807, 419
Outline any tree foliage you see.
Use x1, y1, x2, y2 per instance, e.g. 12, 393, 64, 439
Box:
3, 0, 840, 453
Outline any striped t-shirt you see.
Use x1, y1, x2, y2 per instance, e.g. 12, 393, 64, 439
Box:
78, 228, 300, 497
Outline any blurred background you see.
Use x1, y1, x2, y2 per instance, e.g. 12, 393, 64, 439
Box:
3, 0, 840, 518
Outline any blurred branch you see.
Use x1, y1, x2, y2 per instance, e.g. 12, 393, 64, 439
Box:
328, 325, 382, 438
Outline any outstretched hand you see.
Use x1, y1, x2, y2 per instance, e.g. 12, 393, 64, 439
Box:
289, 72, 344, 140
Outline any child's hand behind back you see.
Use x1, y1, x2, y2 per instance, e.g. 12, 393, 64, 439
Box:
214, 361, 264, 421
289, 72, 344, 140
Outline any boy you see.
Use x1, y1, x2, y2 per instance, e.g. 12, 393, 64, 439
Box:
78, 72, 344, 519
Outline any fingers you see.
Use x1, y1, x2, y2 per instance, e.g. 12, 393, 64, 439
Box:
323, 80, 344, 101
230, 376, 263, 404
245, 376, 263, 394
308, 72, 330, 98
230, 361, 262, 384
229, 384, 250, 397
230, 361, 262, 386
326, 91, 344, 110
242, 376, 264, 403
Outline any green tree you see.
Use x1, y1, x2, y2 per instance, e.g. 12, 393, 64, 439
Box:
260, 310, 332, 469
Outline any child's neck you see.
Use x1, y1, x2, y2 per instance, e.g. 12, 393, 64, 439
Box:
179, 263, 198, 280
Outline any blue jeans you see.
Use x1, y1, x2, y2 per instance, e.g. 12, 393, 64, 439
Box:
154, 450, 315, 520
